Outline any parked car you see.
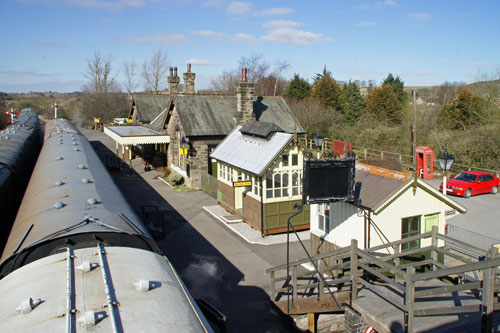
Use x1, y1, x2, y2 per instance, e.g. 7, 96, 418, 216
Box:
440, 171, 499, 198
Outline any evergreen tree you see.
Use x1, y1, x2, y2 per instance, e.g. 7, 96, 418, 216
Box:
342, 81, 365, 124
438, 88, 485, 130
365, 85, 403, 125
382, 73, 407, 104
313, 65, 333, 84
287, 74, 311, 99
311, 67, 342, 111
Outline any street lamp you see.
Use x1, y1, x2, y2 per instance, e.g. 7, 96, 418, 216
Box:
313, 131, 324, 149
438, 145, 454, 195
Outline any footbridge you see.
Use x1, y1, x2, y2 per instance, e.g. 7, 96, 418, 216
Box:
267, 226, 500, 332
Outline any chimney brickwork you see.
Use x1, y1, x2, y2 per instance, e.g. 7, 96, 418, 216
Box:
168, 67, 180, 94
183, 63, 196, 94
236, 68, 255, 125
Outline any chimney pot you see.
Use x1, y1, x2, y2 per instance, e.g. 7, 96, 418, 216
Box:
174, 67, 178, 77
187, 63, 191, 73
169, 67, 173, 77
241, 68, 248, 83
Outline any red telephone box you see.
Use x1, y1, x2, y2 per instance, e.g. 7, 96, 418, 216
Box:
416, 146, 433, 180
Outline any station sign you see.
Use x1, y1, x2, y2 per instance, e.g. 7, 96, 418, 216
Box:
233, 180, 252, 187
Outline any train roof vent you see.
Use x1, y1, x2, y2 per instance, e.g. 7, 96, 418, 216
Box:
78, 310, 104, 327
78, 164, 86, 169
57, 156, 64, 160
15, 298, 41, 314
82, 178, 90, 184
133, 279, 151, 292
76, 261, 98, 273
54, 201, 65, 209
55, 180, 64, 186
74, 148, 80, 151
87, 198, 97, 205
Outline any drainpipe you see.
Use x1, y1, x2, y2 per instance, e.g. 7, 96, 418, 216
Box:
260, 176, 264, 237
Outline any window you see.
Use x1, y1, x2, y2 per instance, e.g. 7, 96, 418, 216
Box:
291, 154, 299, 166
253, 178, 261, 197
292, 171, 302, 196
318, 203, 330, 232
266, 173, 273, 198
401, 216, 421, 251
282, 154, 289, 167
265, 172, 290, 199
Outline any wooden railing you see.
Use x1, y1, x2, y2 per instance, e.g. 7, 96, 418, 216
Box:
298, 137, 499, 176
266, 226, 500, 332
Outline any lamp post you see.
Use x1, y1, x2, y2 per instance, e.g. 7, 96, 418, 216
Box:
438, 145, 454, 195
313, 131, 325, 152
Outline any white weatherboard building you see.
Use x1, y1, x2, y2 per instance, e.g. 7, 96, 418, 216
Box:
309, 163, 467, 255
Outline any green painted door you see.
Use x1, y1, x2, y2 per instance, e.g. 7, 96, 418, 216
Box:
424, 213, 439, 233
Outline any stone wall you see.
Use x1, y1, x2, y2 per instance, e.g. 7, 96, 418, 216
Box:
344, 306, 368, 333
236, 81, 255, 125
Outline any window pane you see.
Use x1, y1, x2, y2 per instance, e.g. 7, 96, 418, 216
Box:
402, 219, 409, 234
266, 174, 272, 188
274, 189, 281, 197
283, 173, 289, 187
411, 217, 419, 232
292, 172, 298, 186
293, 188, 298, 196
274, 173, 281, 188
266, 189, 273, 198
282, 154, 289, 167
292, 154, 298, 166
283, 188, 289, 197
319, 216, 324, 231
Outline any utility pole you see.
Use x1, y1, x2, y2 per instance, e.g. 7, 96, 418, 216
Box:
412, 90, 417, 170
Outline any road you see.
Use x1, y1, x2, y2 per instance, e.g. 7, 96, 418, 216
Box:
426, 177, 500, 246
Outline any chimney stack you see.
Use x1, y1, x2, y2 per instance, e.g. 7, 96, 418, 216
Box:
236, 68, 255, 125
168, 66, 180, 94
183, 63, 196, 94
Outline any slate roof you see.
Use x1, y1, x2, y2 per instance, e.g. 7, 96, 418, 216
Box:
354, 163, 466, 214
210, 125, 293, 176
354, 163, 411, 211
239, 121, 284, 139
131, 95, 170, 123
132, 94, 305, 137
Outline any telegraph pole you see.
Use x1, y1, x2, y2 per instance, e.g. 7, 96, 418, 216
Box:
412, 90, 417, 170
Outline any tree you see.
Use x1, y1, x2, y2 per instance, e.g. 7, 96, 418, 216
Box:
436, 81, 460, 105
123, 60, 139, 95
270, 60, 290, 96
438, 88, 485, 130
83, 51, 118, 94
342, 81, 365, 124
365, 85, 403, 125
382, 73, 407, 104
311, 68, 342, 111
313, 66, 333, 84
287, 74, 311, 99
142, 49, 169, 93
209, 69, 239, 92
288, 98, 332, 134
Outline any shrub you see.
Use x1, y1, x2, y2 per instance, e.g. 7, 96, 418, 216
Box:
168, 173, 184, 186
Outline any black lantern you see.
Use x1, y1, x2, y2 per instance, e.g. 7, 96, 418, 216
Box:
313, 131, 324, 148
438, 145, 454, 172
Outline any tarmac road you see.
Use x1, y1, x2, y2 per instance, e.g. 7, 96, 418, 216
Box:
426, 177, 500, 246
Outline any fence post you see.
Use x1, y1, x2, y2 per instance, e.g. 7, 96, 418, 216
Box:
350, 239, 359, 306
405, 266, 415, 333
481, 246, 498, 332
318, 259, 324, 299
270, 271, 276, 301
292, 265, 298, 302
381, 151, 384, 159
431, 226, 438, 270
364, 148, 367, 159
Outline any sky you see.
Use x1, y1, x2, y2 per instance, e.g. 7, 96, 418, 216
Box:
1, 0, 500, 93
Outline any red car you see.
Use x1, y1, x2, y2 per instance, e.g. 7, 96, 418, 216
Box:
440, 171, 499, 198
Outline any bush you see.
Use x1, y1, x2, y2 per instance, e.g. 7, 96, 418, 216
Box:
167, 173, 184, 186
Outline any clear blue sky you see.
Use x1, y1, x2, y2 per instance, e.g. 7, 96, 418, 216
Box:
1, 0, 499, 93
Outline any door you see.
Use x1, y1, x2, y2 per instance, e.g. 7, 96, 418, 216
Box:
234, 186, 244, 210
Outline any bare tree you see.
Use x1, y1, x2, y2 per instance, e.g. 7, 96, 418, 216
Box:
209, 69, 239, 92
123, 60, 139, 94
288, 98, 331, 133
271, 60, 290, 96
142, 49, 169, 93
84, 50, 118, 94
